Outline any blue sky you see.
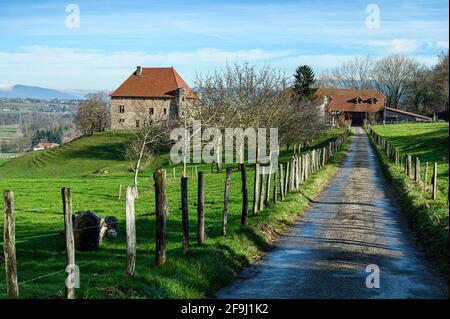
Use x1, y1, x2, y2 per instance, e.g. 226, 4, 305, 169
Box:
0, 0, 448, 91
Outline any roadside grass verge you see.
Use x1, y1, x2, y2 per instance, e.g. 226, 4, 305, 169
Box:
0, 128, 351, 298
366, 125, 449, 273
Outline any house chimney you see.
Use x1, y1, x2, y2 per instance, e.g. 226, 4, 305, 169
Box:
136, 66, 142, 76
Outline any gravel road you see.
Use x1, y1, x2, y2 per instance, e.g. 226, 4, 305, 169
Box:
217, 127, 448, 299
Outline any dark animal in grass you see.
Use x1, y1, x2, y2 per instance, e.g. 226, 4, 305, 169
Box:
72, 211, 119, 251
102, 216, 119, 239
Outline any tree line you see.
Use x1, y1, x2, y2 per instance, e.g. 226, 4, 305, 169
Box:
318, 51, 449, 114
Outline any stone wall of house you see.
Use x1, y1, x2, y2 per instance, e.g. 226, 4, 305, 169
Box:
111, 97, 173, 130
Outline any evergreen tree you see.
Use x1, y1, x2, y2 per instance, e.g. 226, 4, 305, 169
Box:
293, 65, 317, 99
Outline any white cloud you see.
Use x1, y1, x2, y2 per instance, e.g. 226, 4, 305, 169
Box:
0, 46, 292, 67
277, 54, 366, 69
366, 39, 423, 54
0, 46, 294, 90
436, 41, 449, 49
0, 84, 13, 91
365, 39, 449, 54
0, 45, 443, 90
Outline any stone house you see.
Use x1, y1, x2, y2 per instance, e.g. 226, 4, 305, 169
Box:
109, 66, 198, 130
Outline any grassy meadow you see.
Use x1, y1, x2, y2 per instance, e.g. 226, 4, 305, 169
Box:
369, 123, 449, 271
0, 128, 350, 298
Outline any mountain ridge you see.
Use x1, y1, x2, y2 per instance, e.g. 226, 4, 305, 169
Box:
0, 84, 79, 100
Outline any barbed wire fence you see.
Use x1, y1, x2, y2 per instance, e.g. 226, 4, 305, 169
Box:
1, 129, 351, 299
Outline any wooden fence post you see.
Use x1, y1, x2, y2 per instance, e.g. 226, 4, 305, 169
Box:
432, 162, 438, 200
197, 171, 205, 244
415, 158, 421, 183
292, 158, 297, 189
322, 147, 326, 166
273, 168, 278, 204
424, 162, 429, 192
3, 191, 19, 299
407, 155, 412, 179
62, 187, 76, 299
264, 164, 272, 206
181, 177, 190, 253
285, 162, 290, 194
404, 155, 408, 174
154, 169, 168, 266
259, 167, 265, 211
125, 186, 136, 276
252, 163, 260, 215
118, 184, 122, 200
279, 163, 285, 201
313, 150, 317, 173
222, 168, 232, 236
300, 155, 305, 182
240, 164, 249, 225
305, 154, 309, 180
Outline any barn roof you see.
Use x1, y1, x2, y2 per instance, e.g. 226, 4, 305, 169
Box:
110, 67, 197, 99
316, 88, 385, 112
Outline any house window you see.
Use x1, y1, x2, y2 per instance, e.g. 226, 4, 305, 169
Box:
119, 119, 125, 123
136, 120, 140, 128
149, 107, 154, 116
163, 108, 167, 115
119, 105, 125, 113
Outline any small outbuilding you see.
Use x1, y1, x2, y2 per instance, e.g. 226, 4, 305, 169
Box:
33, 142, 60, 151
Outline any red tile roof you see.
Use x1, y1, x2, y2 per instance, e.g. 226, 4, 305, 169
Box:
36, 142, 59, 149
110, 67, 197, 98
316, 88, 385, 112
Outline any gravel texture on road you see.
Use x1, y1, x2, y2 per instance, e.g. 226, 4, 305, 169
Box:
217, 127, 448, 299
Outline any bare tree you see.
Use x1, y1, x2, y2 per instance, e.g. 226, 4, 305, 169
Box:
74, 92, 110, 135
432, 50, 449, 112
195, 62, 290, 165
124, 121, 169, 197
404, 63, 435, 114
374, 55, 416, 109
321, 56, 375, 89
280, 93, 327, 150
119, 99, 172, 197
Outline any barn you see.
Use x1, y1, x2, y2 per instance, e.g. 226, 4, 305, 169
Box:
316, 88, 386, 125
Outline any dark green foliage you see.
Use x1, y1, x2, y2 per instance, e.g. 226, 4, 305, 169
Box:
293, 65, 318, 99
31, 127, 64, 146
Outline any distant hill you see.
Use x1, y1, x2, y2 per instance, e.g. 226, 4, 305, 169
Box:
0, 84, 78, 100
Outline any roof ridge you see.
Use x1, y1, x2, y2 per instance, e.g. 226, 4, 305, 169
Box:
171, 67, 181, 88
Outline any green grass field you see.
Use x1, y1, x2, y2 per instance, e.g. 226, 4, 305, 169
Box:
0, 153, 20, 166
369, 123, 449, 271
371, 123, 449, 196
0, 128, 350, 298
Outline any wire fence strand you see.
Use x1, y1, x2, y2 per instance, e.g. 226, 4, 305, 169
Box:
18, 254, 126, 287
